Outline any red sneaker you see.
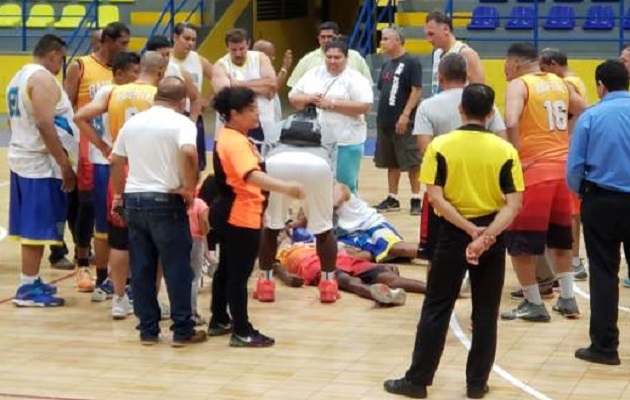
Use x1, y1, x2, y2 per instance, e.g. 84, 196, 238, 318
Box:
319, 279, 339, 304
253, 278, 275, 302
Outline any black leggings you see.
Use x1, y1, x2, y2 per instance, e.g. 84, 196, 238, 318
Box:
210, 223, 260, 337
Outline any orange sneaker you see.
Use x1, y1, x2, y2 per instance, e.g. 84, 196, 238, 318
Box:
76, 267, 95, 292
253, 278, 275, 302
319, 279, 339, 304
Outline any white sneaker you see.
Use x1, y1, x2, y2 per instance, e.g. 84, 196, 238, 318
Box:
112, 294, 133, 320
390, 288, 407, 306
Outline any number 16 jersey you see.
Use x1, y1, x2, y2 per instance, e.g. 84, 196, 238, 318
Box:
518, 72, 570, 185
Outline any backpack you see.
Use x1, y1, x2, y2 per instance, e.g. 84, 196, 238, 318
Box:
279, 104, 322, 147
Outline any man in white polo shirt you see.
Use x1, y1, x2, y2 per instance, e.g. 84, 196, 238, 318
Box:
110, 77, 206, 347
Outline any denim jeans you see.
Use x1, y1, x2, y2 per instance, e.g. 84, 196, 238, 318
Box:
124, 192, 194, 340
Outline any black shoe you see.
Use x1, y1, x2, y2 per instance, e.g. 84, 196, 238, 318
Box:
467, 385, 489, 399
229, 329, 275, 348
375, 196, 400, 213
207, 320, 233, 337
172, 330, 208, 348
509, 286, 554, 300
410, 198, 422, 216
383, 377, 427, 398
575, 347, 621, 366
140, 335, 159, 346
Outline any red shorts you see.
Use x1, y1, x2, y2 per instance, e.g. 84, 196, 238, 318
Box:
77, 137, 93, 191
569, 192, 581, 216
506, 179, 573, 256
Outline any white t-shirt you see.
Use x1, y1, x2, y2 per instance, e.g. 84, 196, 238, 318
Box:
89, 85, 114, 165
336, 193, 385, 233
112, 105, 197, 193
7, 64, 78, 179
289, 66, 373, 146
412, 88, 505, 137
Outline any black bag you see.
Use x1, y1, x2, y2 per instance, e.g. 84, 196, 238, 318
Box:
279, 104, 322, 147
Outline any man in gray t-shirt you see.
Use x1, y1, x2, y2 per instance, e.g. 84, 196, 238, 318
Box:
413, 53, 505, 154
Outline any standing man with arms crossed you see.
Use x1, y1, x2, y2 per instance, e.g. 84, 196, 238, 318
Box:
500, 43, 585, 323
212, 28, 277, 150
253, 39, 294, 123
374, 27, 423, 215
73, 52, 164, 318
384, 84, 524, 399
425, 11, 484, 95
170, 23, 210, 171
64, 21, 130, 293
111, 77, 206, 347
8, 35, 78, 307
568, 60, 630, 366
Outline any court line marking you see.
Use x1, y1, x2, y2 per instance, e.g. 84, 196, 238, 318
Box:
574, 284, 630, 313
449, 313, 555, 400
0, 393, 95, 400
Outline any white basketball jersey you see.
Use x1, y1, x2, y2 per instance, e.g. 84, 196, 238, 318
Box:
216, 51, 275, 132
7, 64, 78, 179
165, 61, 184, 80
88, 85, 114, 165
171, 51, 203, 92
431, 41, 467, 96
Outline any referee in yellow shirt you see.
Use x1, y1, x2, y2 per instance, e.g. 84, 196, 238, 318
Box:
385, 84, 524, 399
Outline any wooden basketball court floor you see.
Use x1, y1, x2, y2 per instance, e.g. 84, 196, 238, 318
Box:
1, 151, 630, 400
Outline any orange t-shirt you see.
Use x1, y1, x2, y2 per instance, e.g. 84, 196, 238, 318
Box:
518, 73, 570, 186
213, 127, 264, 229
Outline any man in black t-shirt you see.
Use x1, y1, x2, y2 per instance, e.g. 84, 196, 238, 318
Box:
374, 27, 423, 215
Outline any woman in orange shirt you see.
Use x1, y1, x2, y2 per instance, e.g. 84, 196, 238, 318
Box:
209, 87, 304, 348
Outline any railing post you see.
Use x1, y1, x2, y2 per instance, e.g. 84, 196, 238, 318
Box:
169, 0, 176, 37
533, 0, 539, 50
210, 0, 216, 26
200, 0, 204, 26
619, 0, 625, 54
21, 0, 27, 51
95, 0, 100, 28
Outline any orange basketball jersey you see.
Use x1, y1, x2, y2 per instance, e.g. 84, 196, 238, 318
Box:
518, 73, 570, 185
107, 82, 157, 143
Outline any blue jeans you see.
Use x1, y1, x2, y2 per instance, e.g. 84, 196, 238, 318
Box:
124, 192, 194, 340
336, 143, 364, 195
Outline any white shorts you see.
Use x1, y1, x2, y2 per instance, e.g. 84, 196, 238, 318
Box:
264, 151, 333, 235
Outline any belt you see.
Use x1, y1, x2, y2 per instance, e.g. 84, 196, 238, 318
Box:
582, 181, 630, 196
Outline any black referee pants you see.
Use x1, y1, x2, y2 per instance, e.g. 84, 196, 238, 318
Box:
405, 215, 505, 389
581, 185, 630, 357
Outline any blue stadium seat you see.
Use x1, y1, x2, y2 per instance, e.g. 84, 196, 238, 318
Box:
506, 6, 535, 29
479, 0, 507, 2
544, 6, 575, 29
592, 0, 618, 2
583, 5, 615, 30
554, 0, 582, 2
624, 7, 630, 29
517, 0, 545, 3
467, 6, 499, 30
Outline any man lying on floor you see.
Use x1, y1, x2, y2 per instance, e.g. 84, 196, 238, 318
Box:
333, 182, 424, 262
272, 230, 427, 306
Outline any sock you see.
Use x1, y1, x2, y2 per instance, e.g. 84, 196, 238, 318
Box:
557, 272, 575, 299
260, 270, 273, 280
20, 273, 38, 286
77, 258, 89, 268
410, 193, 421, 200
323, 271, 335, 281
523, 284, 543, 305
388, 193, 398, 200
96, 268, 108, 285
572, 257, 581, 267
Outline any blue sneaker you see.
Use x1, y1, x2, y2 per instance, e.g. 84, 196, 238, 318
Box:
13, 283, 65, 307
92, 278, 115, 302
125, 284, 133, 305
34, 277, 57, 295
623, 278, 630, 288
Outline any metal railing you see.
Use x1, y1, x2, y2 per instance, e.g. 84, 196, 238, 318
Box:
143, 0, 205, 52
445, 0, 627, 54
349, 0, 398, 56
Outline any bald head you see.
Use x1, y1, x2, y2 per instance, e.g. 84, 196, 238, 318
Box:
140, 50, 166, 75
253, 40, 275, 59
155, 76, 187, 104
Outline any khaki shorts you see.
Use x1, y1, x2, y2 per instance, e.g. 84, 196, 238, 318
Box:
374, 128, 421, 171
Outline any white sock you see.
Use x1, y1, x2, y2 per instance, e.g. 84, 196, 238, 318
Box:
557, 272, 575, 299
523, 284, 543, 305
323, 271, 335, 281
572, 257, 581, 267
260, 270, 273, 280
410, 193, 421, 200
20, 273, 38, 286
388, 193, 398, 199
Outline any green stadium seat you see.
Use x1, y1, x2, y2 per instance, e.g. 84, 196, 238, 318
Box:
26, 3, 55, 28
0, 3, 22, 28
54, 4, 87, 29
